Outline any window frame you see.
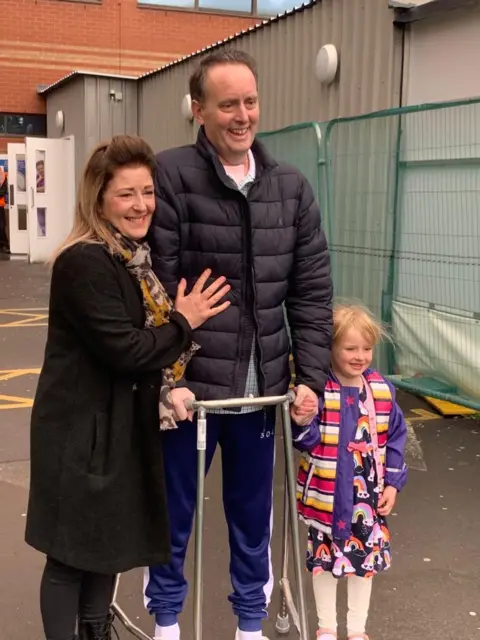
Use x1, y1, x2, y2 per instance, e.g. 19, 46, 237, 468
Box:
0, 113, 47, 139
55, 0, 101, 4
137, 0, 297, 18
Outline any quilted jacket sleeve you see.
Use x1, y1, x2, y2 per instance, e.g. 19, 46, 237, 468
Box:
148, 157, 190, 389
286, 175, 333, 397
148, 158, 181, 301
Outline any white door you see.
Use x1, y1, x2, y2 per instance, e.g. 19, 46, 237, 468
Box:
25, 136, 75, 263
7, 143, 29, 255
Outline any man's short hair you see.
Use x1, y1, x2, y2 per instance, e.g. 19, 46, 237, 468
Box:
189, 49, 258, 103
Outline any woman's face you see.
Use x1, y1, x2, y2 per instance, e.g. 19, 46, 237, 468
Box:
101, 165, 155, 240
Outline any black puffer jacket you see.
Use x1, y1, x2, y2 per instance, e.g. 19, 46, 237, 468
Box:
149, 127, 333, 402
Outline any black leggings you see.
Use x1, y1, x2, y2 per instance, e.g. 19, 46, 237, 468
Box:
40, 556, 115, 640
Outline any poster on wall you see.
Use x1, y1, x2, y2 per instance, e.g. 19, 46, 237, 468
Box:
0, 156, 26, 204
37, 207, 46, 237
36, 150, 45, 193
0, 157, 7, 205
17, 157, 26, 193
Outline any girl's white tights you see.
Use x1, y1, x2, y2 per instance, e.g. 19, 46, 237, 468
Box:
312, 571, 373, 636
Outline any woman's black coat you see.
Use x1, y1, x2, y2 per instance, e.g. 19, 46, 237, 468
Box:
25, 242, 192, 574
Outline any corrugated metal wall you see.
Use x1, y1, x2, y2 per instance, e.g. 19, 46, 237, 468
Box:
404, 2, 480, 105
47, 76, 138, 182
46, 78, 86, 185
84, 76, 138, 164
139, 0, 403, 151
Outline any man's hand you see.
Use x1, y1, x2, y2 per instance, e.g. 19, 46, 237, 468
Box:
170, 387, 196, 422
377, 485, 397, 516
290, 384, 318, 426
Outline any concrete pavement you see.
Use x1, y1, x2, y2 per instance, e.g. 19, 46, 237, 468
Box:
1, 256, 479, 640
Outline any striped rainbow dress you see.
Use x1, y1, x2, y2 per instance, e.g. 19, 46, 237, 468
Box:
306, 384, 392, 578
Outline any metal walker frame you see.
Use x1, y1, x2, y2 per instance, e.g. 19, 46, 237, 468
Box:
110, 392, 310, 640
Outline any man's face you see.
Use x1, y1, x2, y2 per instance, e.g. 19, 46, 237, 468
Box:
192, 63, 260, 165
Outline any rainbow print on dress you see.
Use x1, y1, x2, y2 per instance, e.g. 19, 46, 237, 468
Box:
332, 555, 356, 577
344, 536, 365, 554
352, 502, 374, 527
353, 475, 370, 499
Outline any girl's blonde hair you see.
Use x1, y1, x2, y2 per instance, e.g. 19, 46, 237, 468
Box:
50, 135, 156, 264
333, 303, 387, 346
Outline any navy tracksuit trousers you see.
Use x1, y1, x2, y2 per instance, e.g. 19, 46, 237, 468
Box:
144, 408, 276, 633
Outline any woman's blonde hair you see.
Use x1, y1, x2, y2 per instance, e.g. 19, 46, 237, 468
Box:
333, 302, 388, 346
51, 135, 156, 263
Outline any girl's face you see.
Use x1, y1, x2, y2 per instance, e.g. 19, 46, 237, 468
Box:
332, 327, 374, 381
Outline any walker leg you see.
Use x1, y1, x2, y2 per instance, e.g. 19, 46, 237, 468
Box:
275, 477, 291, 635
281, 400, 310, 640
109, 405, 209, 640
110, 574, 153, 640
110, 573, 121, 608
193, 407, 207, 640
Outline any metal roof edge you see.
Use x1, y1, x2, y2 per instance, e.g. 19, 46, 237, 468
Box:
38, 70, 138, 96
393, 0, 480, 24
138, 1, 317, 81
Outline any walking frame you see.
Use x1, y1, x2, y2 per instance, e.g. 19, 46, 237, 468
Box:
111, 391, 310, 640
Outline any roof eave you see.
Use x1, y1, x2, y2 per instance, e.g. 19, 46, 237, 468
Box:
393, 0, 480, 25
139, 0, 318, 81
38, 70, 137, 96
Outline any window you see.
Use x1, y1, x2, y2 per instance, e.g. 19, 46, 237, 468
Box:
140, 0, 194, 6
199, 0, 251, 12
257, 0, 301, 15
138, 0, 310, 17
0, 113, 47, 138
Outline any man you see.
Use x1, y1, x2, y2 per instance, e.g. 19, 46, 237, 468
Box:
0, 167, 9, 254
146, 50, 333, 640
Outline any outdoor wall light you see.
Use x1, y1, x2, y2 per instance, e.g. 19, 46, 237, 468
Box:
181, 93, 194, 122
315, 44, 339, 85
55, 110, 65, 134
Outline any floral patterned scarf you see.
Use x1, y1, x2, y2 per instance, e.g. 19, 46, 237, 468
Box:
112, 229, 199, 430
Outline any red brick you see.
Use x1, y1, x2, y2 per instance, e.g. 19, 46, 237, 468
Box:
0, 0, 258, 131
0, 137, 11, 154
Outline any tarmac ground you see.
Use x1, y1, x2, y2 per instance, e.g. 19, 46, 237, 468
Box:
1, 255, 479, 640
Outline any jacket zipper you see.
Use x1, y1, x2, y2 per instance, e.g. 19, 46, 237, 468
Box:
244, 183, 266, 395
212, 163, 270, 397
227, 191, 252, 399
302, 457, 316, 504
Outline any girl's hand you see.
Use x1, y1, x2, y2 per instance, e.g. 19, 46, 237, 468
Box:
291, 385, 318, 425
378, 485, 397, 516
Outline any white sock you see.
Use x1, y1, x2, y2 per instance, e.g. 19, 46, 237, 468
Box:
235, 629, 263, 640
154, 622, 180, 640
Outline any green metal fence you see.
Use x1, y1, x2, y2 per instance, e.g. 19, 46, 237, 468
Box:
259, 98, 480, 411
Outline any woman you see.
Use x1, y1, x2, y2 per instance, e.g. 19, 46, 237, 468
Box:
25, 135, 230, 640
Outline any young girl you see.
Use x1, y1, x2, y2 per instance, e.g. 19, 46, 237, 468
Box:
293, 304, 408, 640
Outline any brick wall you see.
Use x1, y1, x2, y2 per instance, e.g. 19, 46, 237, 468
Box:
0, 138, 11, 153
0, 0, 258, 151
